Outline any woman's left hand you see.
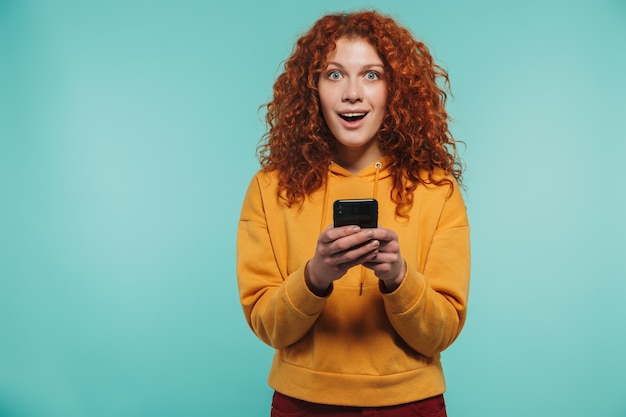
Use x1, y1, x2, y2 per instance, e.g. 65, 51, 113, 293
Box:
363, 227, 406, 292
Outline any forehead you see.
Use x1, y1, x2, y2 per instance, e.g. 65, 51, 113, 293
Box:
326, 37, 383, 65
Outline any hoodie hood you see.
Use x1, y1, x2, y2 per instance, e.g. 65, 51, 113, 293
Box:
327, 157, 392, 181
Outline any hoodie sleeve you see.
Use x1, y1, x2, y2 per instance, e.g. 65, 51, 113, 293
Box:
236, 174, 328, 349
381, 180, 470, 358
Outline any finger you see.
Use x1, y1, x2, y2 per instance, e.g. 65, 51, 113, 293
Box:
370, 227, 398, 242
327, 230, 376, 256
322, 225, 363, 243
339, 248, 379, 270
363, 251, 400, 265
332, 239, 380, 265
375, 239, 400, 253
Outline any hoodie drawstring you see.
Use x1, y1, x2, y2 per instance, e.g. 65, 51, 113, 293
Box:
372, 161, 382, 200
359, 161, 383, 295
319, 163, 333, 233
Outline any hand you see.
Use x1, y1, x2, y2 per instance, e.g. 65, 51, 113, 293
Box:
305, 225, 380, 295
363, 227, 406, 292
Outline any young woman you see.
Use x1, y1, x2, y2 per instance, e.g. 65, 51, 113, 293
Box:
237, 10, 470, 416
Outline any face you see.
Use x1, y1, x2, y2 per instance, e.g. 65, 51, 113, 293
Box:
318, 37, 388, 169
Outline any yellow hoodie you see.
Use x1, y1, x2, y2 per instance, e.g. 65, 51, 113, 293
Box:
237, 159, 470, 407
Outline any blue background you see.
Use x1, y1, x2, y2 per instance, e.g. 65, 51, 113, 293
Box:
1, 0, 625, 416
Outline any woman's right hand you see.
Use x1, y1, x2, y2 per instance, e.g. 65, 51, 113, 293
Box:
305, 225, 380, 295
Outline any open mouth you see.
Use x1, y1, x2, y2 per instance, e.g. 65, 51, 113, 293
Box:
339, 112, 367, 122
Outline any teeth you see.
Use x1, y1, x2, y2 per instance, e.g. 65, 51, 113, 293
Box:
342, 113, 366, 117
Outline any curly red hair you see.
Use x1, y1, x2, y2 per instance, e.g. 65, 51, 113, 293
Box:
257, 10, 464, 216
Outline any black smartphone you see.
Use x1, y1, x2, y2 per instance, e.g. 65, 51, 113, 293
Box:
333, 198, 378, 228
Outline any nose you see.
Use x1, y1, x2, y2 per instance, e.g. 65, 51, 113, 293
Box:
342, 78, 363, 103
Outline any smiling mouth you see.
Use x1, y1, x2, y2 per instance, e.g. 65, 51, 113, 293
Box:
339, 112, 367, 122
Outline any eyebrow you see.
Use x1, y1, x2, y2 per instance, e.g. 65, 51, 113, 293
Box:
326, 61, 385, 70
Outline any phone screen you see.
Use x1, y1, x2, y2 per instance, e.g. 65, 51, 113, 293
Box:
333, 199, 378, 228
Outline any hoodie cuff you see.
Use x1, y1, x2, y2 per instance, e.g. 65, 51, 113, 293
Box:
285, 264, 331, 316
379, 269, 424, 315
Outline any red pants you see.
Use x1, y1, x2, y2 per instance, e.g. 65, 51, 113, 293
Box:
271, 391, 447, 417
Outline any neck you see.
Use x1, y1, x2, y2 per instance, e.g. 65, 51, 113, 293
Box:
334, 146, 383, 174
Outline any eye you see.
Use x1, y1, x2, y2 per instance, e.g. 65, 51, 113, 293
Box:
327, 70, 342, 80
365, 70, 380, 80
